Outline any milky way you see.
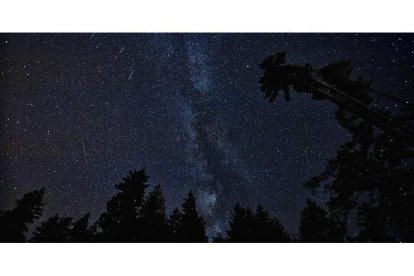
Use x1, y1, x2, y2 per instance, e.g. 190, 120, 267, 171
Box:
1, 33, 413, 236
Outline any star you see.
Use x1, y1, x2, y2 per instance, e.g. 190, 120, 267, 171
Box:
0, 33, 413, 237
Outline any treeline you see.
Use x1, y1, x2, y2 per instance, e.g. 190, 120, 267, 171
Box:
0, 168, 345, 242
0, 170, 204, 242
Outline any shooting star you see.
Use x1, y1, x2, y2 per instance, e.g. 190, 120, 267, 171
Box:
90, 33, 95, 38
304, 147, 311, 167
118, 47, 126, 54
81, 141, 88, 166
128, 69, 135, 80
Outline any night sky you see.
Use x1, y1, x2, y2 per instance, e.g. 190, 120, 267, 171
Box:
1, 33, 413, 236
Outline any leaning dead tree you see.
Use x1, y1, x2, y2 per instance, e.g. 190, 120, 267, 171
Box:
259, 52, 414, 147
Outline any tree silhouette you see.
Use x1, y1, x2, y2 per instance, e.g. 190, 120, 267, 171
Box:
311, 121, 414, 241
30, 213, 95, 242
168, 191, 207, 242
167, 208, 182, 240
70, 213, 95, 242
96, 169, 149, 242
298, 199, 342, 242
220, 203, 291, 242
0, 188, 45, 242
15, 170, 210, 243
31, 214, 72, 242
139, 184, 170, 242
225, 203, 255, 242
254, 205, 291, 242
260, 52, 414, 242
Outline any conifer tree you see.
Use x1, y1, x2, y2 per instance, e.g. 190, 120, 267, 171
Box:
167, 208, 182, 241
70, 213, 95, 242
30, 213, 95, 242
139, 184, 170, 242
31, 214, 72, 242
260, 52, 414, 242
96, 169, 149, 242
225, 203, 291, 242
254, 205, 291, 242
0, 188, 45, 242
226, 203, 255, 242
171, 191, 207, 242
299, 199, 340, 242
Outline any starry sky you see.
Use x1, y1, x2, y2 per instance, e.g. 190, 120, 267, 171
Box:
1, 33, 413, 236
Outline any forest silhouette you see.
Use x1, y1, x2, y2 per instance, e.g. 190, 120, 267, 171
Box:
1, 52, 413, 242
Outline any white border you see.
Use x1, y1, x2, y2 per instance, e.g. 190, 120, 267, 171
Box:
0, 0, 413, 32
0, 243, 412, 276
1, 1, 413, 275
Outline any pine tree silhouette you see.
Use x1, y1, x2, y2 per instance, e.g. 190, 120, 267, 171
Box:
254, 205, 291, 242
96, 169, 149, 242
225, 203, 255, 242
31, 213, 95, 242
70, 213, 95, 242
223, 203, 291, 242
260, 52, 414, 242
169, 191, 207, 242
31, 214, 72, 242
139, 184, 170, 242
167, 208, 182, 241
0, 188, 45, 242
299, 199, 341, 242
259, 52, 414, 146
